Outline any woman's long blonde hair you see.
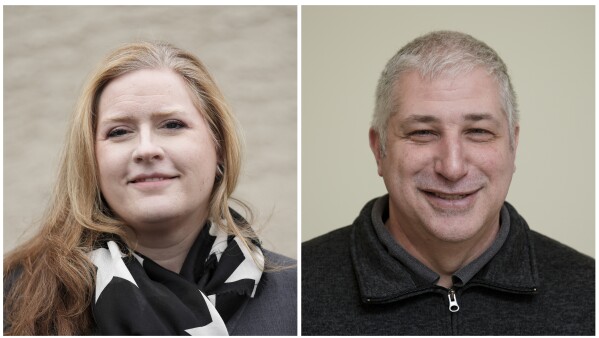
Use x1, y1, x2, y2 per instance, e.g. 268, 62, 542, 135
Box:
4, 41, 254, 335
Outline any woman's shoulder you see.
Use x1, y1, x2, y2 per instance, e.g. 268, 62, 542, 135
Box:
4, 265, 24, 333
4, 264, 23, 288
264, 249, 296, 267
262, 249, 297, 291
229, 250, 297, 336
4, 264, 24, 301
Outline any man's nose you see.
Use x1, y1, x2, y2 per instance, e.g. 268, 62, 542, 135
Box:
433, 136, 468, 182
132, 131, 165, 163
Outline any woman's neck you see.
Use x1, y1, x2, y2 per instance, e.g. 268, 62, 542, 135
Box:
129, 217, 207, 274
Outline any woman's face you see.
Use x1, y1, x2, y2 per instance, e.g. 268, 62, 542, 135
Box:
95, 68, 218, 234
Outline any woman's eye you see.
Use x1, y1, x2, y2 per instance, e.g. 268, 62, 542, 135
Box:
163, 120, 186, 129
107, 128, 129, 138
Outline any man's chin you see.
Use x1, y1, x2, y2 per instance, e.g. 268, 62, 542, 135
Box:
420, 214, 487, 243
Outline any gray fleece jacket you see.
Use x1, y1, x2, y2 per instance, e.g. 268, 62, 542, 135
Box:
302, 195, 594, 335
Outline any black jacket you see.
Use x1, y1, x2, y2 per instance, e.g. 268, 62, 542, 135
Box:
302, 196, 595, 335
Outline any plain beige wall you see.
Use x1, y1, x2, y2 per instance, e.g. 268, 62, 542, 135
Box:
302, 6, 595, 258
4, 6, 297, 258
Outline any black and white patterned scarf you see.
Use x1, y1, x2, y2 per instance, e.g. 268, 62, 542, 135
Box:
88, 222, 264, 335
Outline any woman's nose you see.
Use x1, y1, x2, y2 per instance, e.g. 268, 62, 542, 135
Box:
132, 131, 165, 163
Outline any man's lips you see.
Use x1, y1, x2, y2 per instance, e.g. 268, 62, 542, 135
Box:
420, 188, 481, 200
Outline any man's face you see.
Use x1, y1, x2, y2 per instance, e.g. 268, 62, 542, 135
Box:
370, 68, 519, 244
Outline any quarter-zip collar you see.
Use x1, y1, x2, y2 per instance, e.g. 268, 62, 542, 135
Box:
350, 195, 538, 305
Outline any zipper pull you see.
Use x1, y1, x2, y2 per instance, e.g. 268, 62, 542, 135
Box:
448, 289, 460, 312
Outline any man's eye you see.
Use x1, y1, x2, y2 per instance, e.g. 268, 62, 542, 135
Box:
467, 129, 494, 141
411, 130, 434, 136
163, 120, 186, 129
107, 128, 129, 138
407, 130, 437, 142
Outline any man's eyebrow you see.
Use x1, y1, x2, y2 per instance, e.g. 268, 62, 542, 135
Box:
400, 113, 500, 124
401, 115, 440, 124
463, 113, 497, 122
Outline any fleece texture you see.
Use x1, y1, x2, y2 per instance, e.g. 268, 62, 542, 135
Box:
302, 196, 594, 335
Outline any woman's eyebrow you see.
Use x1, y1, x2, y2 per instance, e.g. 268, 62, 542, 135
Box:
99, 109, 186, 124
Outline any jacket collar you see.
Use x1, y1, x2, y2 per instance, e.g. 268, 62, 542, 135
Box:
350, 196, 538, 304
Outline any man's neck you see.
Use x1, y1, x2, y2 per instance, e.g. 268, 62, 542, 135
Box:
385, 213, 499, 289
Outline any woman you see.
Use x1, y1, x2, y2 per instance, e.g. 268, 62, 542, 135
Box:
4, 41, 296, 335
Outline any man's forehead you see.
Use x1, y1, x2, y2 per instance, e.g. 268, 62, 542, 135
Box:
395, 68, 498, 91
390, 69, 505, 119
396, 112, 504, 127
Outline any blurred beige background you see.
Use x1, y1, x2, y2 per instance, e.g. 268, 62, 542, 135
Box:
4, 6, 297, 258
302, 6, 595, 258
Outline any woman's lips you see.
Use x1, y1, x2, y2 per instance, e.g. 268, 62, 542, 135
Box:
128, 173, 179, 184
128, 176, 179, 190
131, 177, 174, 183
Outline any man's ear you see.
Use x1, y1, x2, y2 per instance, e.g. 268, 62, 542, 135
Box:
513, 124, 520, 151
512, 124, 520, 173
369, 128, 384, 177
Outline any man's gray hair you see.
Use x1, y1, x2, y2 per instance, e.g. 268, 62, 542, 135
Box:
372, 31, 519, 154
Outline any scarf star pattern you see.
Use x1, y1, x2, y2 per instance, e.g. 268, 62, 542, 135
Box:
88, 222, 264, 335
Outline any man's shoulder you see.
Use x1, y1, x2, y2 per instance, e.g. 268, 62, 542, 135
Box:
302, 225, 353, 256
302, 197, 383, 278
302, 195, 382, 254
302, 225, 363, 335
524, 230, 595, 334
529, 229, 594, 276
505, 201, 594, 273
302, 225, 355, 282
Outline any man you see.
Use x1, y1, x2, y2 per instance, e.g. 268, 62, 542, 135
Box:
302, 31, 594, 335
